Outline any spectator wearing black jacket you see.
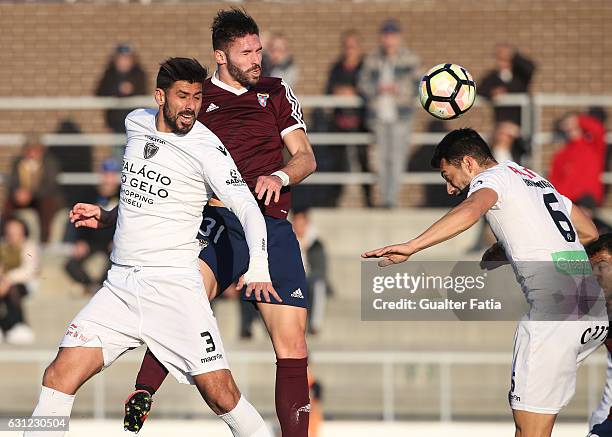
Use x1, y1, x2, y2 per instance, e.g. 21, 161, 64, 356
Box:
95, 44, 148, 134
478, 44, 536, 126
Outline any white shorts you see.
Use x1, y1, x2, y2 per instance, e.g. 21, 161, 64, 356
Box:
510, 319, 608, 414
60, 264, 229, 384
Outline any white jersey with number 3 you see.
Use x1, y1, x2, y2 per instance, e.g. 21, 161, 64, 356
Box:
111, 108, 267, 268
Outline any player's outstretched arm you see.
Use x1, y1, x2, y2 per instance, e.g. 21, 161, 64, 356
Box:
570, 201, 599, 245
363, 188, 498, 267
69, 203, 118, 229
255, 129, 316, 206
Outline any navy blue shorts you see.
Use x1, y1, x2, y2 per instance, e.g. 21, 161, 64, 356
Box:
198, 205, 308, 308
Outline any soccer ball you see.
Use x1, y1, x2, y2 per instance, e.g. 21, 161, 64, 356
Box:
419, 63, 476, 120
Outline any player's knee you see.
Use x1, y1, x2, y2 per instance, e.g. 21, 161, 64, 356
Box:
208, 385, 241, 415
42, 361, 65, 391
273, 332, 308, 359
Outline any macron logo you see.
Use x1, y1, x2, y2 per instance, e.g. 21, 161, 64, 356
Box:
206, 103, 219, 113
291, 288, 304, 299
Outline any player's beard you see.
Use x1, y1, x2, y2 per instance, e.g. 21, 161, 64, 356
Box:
163, 104, 196, 135
227, 56, 261, 87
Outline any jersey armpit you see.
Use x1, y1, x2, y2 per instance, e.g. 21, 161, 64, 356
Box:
467, 166, 507, 207
275, 81, 307, 138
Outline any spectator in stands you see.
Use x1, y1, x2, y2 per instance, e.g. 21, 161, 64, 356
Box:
3, 133, 62, 243
325, 30, 372, 207
95, 43, 148, 134
263, 34, 299, 88
49, 119, 93, 209
292, 208, 330, 335
0, 217, 39, 344
478, 44, 536, 126
358, 19, 420, 208
64, 158, 119, 295
549, 112, 606, 205
490, 121, 528, 164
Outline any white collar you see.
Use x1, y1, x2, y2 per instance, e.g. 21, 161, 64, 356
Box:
212, 71, 249, 96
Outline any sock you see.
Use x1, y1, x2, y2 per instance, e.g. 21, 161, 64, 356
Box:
218, 395, 271, 437
134, 348, 169, 395
275, 358, 310, 437
24, 386, 75, 437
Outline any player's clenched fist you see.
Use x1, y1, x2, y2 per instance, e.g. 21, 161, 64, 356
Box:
70, 203, 117, 229
255, 175, 283, 206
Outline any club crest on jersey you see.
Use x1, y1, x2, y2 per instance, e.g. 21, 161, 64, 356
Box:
257, 93, 269, 108
144, 142, 159, 159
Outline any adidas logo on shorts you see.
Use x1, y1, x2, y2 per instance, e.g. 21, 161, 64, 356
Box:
291, 288, 304, 299
206, 103, 219, 112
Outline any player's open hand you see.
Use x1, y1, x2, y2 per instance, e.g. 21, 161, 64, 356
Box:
480, 242, 509, 270
255, 175, 282, 206
362, 244, 414, 267
245, 281, 282, 303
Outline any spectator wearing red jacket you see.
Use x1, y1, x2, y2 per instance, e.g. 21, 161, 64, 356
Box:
549, 113, 606, 205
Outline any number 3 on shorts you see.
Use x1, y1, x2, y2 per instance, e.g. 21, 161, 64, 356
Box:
199, 218, 226, 244
201, 331, 216, 353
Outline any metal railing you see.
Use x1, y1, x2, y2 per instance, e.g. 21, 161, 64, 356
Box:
0, 93, 611, 185
0, 348, 606, 421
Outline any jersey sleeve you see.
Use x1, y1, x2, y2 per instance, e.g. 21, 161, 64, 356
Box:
276, 81, 307, 138
467, 168, 507, 207
199, 136, 268, 261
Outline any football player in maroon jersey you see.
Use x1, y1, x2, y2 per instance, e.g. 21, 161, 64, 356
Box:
124, 8, 316, 437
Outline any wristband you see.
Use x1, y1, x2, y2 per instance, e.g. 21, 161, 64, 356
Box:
243, 256, 271, 284
271, 170, 290, 187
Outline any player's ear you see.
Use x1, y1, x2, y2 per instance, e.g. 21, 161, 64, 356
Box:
154, 88, 166, 107
214, 49, 227, 66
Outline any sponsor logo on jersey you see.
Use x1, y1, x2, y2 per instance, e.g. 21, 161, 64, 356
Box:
206, 103, 219, 113
216, 145, 228, 156
291, 288, 305, 299
257, 93, 270, 107
144, 142, 159, 159
200, 353, 224, 364
226, 169, 246, 186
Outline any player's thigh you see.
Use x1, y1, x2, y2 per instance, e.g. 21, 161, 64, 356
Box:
199, 206, 249, 296
512, 409, 556, 437
257, 302, 307, 358
139, 269, 230, 385
59, 270, 143, 372
44, 346, 104, 395
244, 217, 308, 308
193, 369, 241, 415
199, 259, 219, 301
511, 320, 590, 414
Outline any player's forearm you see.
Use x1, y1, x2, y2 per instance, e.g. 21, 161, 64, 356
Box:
411, 203, 484, 254
278, 149, 317, 185
101, 205, 119, 227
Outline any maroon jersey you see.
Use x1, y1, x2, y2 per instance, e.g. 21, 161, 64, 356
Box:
198, 73, 307, 219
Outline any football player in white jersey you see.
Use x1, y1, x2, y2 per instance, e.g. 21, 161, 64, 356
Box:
586, 233, 612, 436
24, 58, 273, 437
363, 128, 607, 437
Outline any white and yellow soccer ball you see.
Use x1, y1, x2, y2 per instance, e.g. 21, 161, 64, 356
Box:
419, 63, 476, 120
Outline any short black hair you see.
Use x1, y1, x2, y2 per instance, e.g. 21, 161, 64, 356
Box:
211, 8, 259, 52
430, 128, 496, 168
156, 58, 207, 91
586, 233, 612, 259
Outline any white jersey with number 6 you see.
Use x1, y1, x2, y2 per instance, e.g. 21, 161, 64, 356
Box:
112, 108, 267, 268
467, 160, 583, 263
